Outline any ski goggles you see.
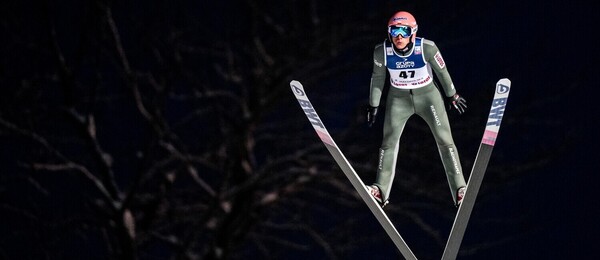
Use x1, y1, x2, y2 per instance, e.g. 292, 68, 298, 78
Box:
388, 25, 415, 38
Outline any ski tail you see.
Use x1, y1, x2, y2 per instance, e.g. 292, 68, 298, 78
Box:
441, 78, 511, 260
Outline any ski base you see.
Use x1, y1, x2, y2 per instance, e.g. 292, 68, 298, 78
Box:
291, 80, 417, 260
442, 78, 511, 260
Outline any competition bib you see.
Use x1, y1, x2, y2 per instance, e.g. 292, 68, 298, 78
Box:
385, 38, 432, 89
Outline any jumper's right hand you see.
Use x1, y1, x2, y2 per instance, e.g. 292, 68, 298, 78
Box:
366, 106, 378, 127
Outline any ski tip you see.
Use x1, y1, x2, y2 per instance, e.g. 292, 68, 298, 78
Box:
495, 78, 511, 95
497, 78, 511, 85
290, 80, 306, 97
290, 80, 302, 86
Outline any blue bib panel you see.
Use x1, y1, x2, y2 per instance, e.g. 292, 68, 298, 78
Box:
384, 38, 432, 89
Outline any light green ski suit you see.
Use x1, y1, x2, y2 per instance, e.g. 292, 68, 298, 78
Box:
369, 37, 466, 204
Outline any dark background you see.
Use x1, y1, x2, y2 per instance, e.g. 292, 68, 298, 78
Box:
0, 0, 596, 259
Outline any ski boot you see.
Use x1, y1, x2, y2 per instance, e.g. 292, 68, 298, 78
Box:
366, 185, 389, 208
456, 186, 466, 207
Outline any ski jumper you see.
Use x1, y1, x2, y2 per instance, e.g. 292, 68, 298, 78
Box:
369, 37, 466, 204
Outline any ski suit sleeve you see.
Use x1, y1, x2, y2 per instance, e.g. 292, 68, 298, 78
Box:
423, 39, 456, 98
369, 43, 387, 107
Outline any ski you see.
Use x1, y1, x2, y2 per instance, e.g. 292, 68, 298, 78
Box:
441, 78, 512, 260
290, 80, 417, 260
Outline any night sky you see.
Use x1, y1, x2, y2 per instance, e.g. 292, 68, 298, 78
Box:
0, 0, 596, 259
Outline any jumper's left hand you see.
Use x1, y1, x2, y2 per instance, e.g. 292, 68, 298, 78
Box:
447, 94, 467, 114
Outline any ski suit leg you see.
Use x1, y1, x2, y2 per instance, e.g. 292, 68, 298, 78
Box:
414, 88, 467, 204
374, 88, 414, 201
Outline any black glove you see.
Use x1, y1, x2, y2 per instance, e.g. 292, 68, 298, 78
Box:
447, 94, 467, 114
366, 106, 378, 127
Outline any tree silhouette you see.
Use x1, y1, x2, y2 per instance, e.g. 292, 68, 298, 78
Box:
0, 0, 570, 259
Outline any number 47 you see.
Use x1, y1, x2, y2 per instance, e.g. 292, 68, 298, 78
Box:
399, 70, 415, 79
